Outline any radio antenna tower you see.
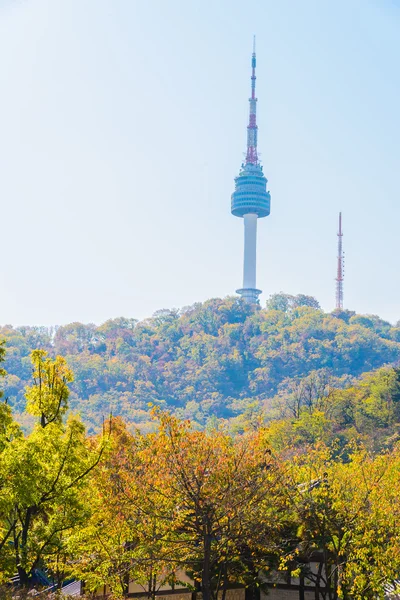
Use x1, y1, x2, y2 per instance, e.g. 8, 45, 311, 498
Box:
335, 212, 344, 309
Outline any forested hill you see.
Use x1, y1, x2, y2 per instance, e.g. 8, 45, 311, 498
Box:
1, 294, 400, 432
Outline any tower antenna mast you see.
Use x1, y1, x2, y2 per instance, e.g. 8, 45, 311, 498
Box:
246, 35, 258, 166
335, 212, 344, 310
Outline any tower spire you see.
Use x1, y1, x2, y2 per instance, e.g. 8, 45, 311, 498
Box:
335, 212, 344, 310
246, 36, 258, 165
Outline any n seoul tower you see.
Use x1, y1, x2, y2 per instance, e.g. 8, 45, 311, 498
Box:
231, 38, 271, 304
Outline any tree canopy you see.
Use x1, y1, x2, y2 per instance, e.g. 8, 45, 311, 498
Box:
1, 296, 400, 433
0, 350, 106, 585
1, 337, 400, 599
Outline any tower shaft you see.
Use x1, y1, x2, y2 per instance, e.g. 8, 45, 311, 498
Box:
243, 213, 257, 288
335, 212, 344, 309
236, 213, 260, 303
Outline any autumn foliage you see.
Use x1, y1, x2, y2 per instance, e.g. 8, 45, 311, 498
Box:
2, 296, 400, 434
2, 304, 400, 598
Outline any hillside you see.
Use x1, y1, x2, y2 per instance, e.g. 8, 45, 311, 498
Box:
1, 294, 400, 432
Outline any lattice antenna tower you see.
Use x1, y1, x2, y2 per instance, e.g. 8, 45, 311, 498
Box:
335, 212, 344, 309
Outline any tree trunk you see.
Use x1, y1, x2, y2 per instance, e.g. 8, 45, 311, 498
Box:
299, 573, 305, 600
315, 561, 324, 600
220, 560, 228, 600
17, 565, 30, 587
18, 508, 32, 586
13, 518, 30, 587
147, 569, 153, 599
152, 572, 157, 600
202, 523, 213, 600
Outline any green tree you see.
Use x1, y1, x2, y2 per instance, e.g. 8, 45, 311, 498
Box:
0, 351, 105, 585
25, 350, 73, 428
0, 341, 23, 560
290, 445, 400, 599
266, 292, 292, 312
266, 293, 320, 312
292, 294, 321, 310
0, 340, 6, 397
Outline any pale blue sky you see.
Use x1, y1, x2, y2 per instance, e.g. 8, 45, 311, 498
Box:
1, 0, 399, 325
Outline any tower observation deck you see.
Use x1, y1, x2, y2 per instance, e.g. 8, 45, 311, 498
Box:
231, 38, 271, 304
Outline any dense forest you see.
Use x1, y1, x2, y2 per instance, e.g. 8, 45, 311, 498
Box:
1, 347, 400, 599
2, 295, 400, 598
1, 294, 400, 435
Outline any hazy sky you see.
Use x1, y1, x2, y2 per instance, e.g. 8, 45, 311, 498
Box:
1, 0, 399, 326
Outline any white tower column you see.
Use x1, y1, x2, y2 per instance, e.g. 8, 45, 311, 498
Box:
243, 213, 258, 289
236, 212, 261, 303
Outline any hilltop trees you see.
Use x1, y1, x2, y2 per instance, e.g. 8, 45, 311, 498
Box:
266, 292, 321, 312
0, 340, 6, 395
2, 297, 400, 432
